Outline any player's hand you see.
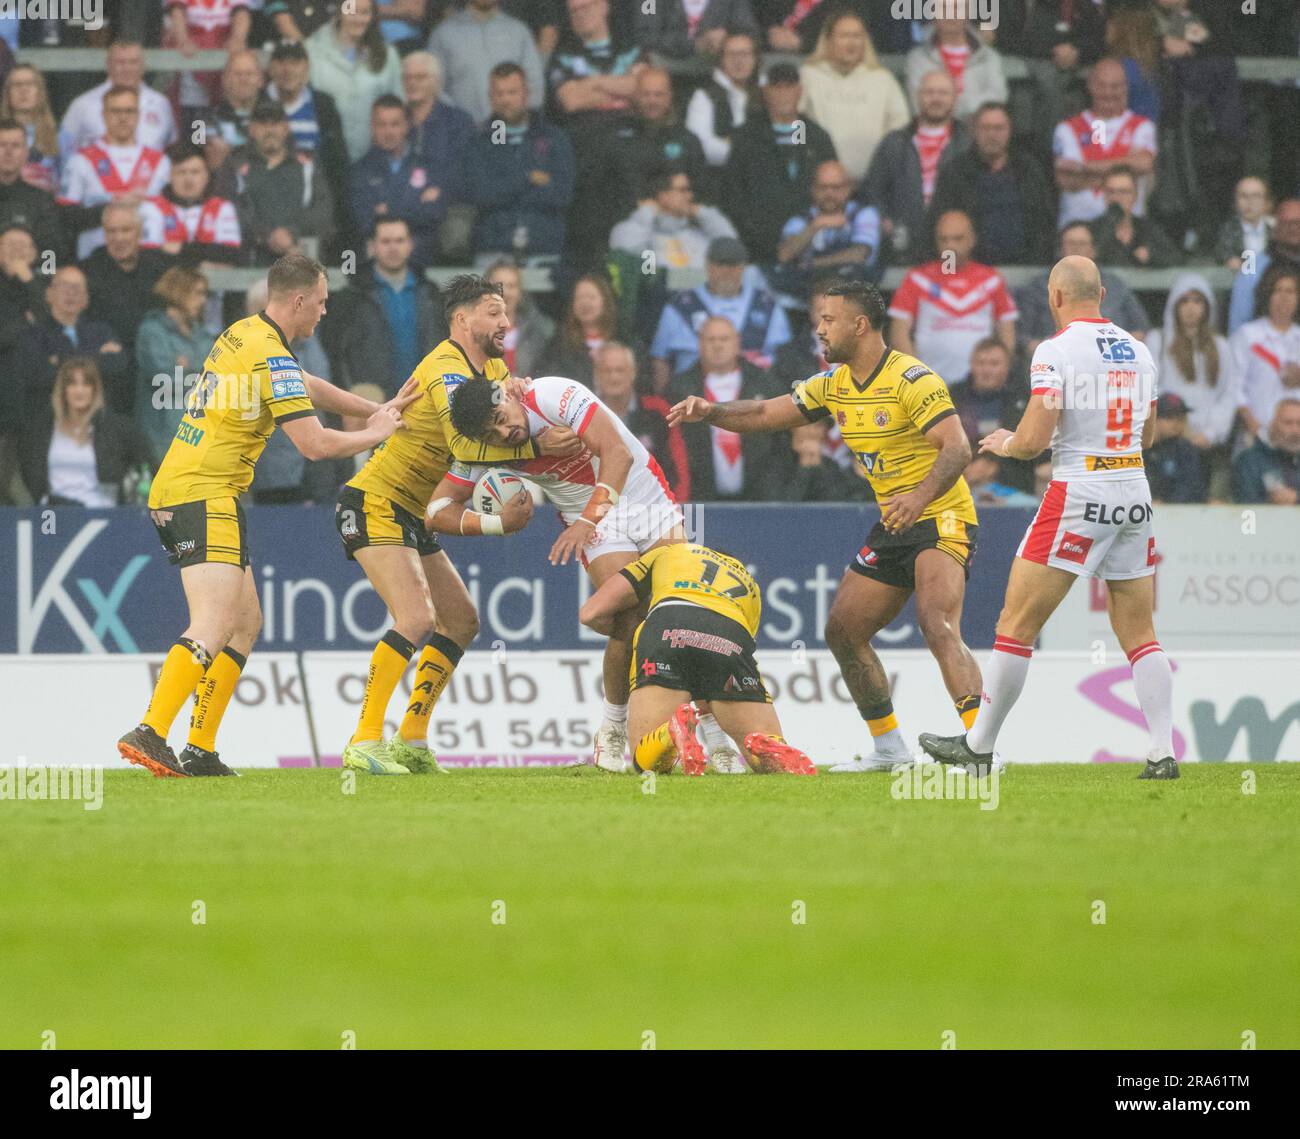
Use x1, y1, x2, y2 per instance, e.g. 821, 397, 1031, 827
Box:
668, 395, 712, 427
880, 490, 928, 535
503, 375, 532, 402
549, 520, 594, 566
979, 428, 1014, 457
537, 425, 582, 457
366, 405, 404, 440
501, 489, 534, 534
385, 375, 421, 414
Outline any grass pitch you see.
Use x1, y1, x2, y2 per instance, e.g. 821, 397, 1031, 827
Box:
1, 764, 1297, 1049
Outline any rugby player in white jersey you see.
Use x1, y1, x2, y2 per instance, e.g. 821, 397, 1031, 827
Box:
424, 374, 693, 772
919, 256, 1179, 780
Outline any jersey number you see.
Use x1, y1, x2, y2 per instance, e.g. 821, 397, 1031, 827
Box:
699, 558, 750, 599
186, 371, 219, 419
1106, 393, 1134, 450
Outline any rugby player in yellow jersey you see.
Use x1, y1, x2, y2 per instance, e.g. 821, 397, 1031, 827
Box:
117, 254, 417, 778
334, 275, 583, 776
670, 281, 983, 772
580, 543, 815, 776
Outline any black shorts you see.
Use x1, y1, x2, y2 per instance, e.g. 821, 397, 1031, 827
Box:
150, 496, 249, 569
631, 602, 770, 704
335, 485, 442, 560
850, 517, 978, 590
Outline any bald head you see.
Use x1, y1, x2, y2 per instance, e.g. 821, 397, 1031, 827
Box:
1049, 256, 1102, 303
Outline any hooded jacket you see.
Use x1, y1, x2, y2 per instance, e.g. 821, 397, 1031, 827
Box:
1145, 272, 1240, 447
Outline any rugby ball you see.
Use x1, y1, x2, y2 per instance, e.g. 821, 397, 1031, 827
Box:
472, 468, 538, 515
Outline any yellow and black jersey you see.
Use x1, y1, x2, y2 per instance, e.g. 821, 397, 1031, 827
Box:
620, 544, 761, 638
349, 338, 538, 518
149, 312, 315, 507
791, 350, 976, 527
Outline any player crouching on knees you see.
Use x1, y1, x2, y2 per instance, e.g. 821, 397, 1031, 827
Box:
428, 373, 709, 774
579, 542, 815, 776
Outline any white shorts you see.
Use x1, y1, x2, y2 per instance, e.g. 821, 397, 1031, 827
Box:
576, 465, 683, 568
1016, 477, 1156, 579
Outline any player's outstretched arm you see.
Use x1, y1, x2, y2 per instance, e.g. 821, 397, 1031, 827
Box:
280, 405, 405, 461
426, 478, 533, 537
667, 394, 805, 434
303, 372, 420, 418
579, 572, 639, 638
980, 393, 1061, 461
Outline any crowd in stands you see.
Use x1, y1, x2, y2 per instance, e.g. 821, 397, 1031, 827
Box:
0, 0, 1299, 512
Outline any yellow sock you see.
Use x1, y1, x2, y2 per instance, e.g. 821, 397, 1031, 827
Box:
866, 711, 898, 737
632, 722, 675, 774
142, 638, 212, 737
352, 630, 416, 744
398, 633, 464, 744
188, 648, 246, 752
955, 694, 981, 731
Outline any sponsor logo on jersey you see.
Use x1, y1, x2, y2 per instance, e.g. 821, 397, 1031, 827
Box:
856, 544, 877, 567
1085, 453, 1144, 472
267, 356, 306, 399
443, 373, 470, 395
874, 408, 889, 427
1056, 531, 1093, 565
901, 364, 932, 382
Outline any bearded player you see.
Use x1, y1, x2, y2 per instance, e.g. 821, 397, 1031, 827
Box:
919, 256, 1178, 780
425, 373, 687, 772
670, 280, 982, 771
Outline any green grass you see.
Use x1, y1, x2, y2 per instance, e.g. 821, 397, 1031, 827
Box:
1, 764, 1297, 1049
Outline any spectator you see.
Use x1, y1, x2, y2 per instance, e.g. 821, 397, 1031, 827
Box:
264, 39, 350, 232
608, 165, 737, 278
862, 69, 967, 266
777, 418, 863, 502
887, 209, 1017, 383
798, 9, 908, 183
376, 0, 430, 51
401, 51, 475, 183
1089, 165, 1180, 268
1215, 177, 1273, 272
0, 224, 44, 368
1144, 393, 1208, 503
1232, 397, 1300, 505
948, 337, 1028, 450
58, 41, 177, 164
1105, 6, 1162, 123
502, 0, 565, 58
266, 1, 343, 41
429, 0, 543, 127
320, 216, 447, 395
307, 0, 402, 162
243, 276, 344, 504
591, 340, 689, 502
17, 265, 127, 420
609, 66, 710, 213
905, 15, 1008, 122
536, 272, 619, 388
349, 94, 447, 267
1, 64, 59, 193
1053, 57, 1156, 229
235, 99, 336, 265
201, 49, 266, 179
463, 62, 576, 260
1231, 262, 1300, 444
774, 158, 879, 297
1228, 199, 1300, 334
1016, 222, 1151, 354
486, 258, 553, 379
722, 61, 836, 265
964, 453, 1040, 508
685, 28, 761, 168
633, 1, 760, 61
163, 0, 254, 114
1146, 273, 1239, 453
758, 0, 916, 56
668, 315, 785, 500
0, 119, 65, 262
16, 357, 154, 507
546, 0, 646, 267
58, 86, 172, 259
650, 234, 790, 390
929, 101, 1055, 265
134, 266, 217, 462
139, 143, 242, 266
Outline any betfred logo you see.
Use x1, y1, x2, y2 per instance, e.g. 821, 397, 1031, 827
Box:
1056, 531, 1093, 565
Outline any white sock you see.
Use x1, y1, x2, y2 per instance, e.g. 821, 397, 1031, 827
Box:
697, 712, 730, 754
602, 700, 627, 726
873, 727, 910, 758
966, 636, 1033, 754
1128, 641, 1173, 758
